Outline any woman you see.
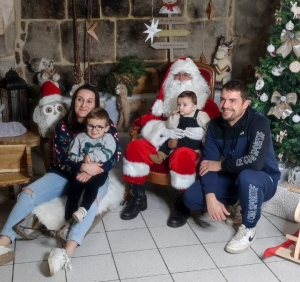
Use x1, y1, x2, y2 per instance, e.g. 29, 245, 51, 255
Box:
0, 84, 121, 276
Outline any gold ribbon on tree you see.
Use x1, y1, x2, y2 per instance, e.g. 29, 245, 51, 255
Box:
267, 91, 297, 119
276, 29, 300, 58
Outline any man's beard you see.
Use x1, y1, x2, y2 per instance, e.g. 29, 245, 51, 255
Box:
162, 79, 200, 116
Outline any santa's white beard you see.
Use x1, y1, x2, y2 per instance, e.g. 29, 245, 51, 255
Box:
163, 79, 204, 117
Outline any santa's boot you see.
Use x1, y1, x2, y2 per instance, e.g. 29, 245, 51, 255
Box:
121, 183, 147, 220
149, 151, 167, 165
167, 191, 190, 228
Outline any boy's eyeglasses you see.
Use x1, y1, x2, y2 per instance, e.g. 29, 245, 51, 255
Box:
87, 124, 105, 131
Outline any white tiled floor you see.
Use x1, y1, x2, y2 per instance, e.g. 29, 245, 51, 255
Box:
1, 134, 300, 282
1, 183, 300, 282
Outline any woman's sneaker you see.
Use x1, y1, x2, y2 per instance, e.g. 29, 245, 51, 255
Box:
225, 224, 256, 254
48, 248, 71, 276
72, 207, 87, 223
0, 246, 15, 265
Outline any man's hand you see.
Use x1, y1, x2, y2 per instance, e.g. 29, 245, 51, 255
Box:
206, 193, 230, 221
199, 160, 221, 176
81, 162, 103, 176
163, 128, 184, 139
183, 127, 204, 140
76, 172, 92, 183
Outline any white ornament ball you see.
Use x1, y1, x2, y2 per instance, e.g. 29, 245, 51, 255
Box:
255, 78, 264, 90
260, 93, 268, 102
267, 44, 275, 53
292, 114, 300, 123
280, 96, 287, 102
289, 61, 300, 73
286, 21, 294, 31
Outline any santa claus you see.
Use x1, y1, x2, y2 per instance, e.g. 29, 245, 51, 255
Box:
121, 57, 220, 227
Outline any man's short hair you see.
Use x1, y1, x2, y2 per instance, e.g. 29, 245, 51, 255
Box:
222, 79, 249, 102
178, 91, 197, 105
87, 107, 110, 126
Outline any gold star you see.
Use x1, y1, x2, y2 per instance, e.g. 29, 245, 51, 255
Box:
86, 19, 99, 42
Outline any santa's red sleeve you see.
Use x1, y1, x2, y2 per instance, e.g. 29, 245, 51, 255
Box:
201, 97, 220, 119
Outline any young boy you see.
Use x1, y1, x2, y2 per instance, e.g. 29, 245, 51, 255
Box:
149, 91, 210, 164
65, 107, 116, 222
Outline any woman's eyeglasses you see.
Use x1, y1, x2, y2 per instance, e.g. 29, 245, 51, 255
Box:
87, 124, 105, 131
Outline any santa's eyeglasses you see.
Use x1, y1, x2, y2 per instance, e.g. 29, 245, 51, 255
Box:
173, 72, 191, 80
87, 124, 105, 131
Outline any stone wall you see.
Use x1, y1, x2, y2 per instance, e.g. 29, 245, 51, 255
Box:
0, 0, 279, 93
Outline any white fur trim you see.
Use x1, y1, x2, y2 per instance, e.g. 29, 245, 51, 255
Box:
39, 94, 63, 106
151, 99, 164, 116
170, 170, 196, 190
32, 169, 125, 230
123, 157, 150, 177
170, 58, 199, 75
141, 120, 168, 150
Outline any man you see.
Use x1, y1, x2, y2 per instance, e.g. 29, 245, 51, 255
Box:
121, 57, 220, 227
184, 79, 281, 253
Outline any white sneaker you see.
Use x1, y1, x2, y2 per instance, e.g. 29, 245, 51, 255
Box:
48, 248, 72, 276
225, 224, 256, 254
226, 202, 242, 226
0, 246, 15, 266
72, 207, 87, 223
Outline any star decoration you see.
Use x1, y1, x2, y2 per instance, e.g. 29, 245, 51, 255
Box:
143, 18, 162, 44
86, 19, 99, 42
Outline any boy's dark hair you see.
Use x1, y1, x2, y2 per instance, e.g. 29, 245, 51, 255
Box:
87, 107, 110, 126
63, 84, 100, 133
178, 91, 197, 105
222, 79, 249, 102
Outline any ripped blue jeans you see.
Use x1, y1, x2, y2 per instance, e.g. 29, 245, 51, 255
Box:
0, 172, 108, 245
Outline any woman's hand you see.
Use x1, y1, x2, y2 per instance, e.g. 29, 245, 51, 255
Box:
76, 172, 92, 183
81, 162, 103, 176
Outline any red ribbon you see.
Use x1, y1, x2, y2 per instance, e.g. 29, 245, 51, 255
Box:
163, 2, 178, 12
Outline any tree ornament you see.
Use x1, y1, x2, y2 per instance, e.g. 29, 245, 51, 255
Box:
205, 0, 216, 20
143, 18, 162, 44
260, 93, 268, 102
289, 61, 300, 73
267, 91, 297, 119
292, 114, 300, 123
255, 77, 265, 90
271, 63, 286, 76
290, 2, 300, 19
276, 29, 300, 58
274, 8, 282, 25
267, 44, 277, 57
276, 130, 288, 143
285, 20, 294, 31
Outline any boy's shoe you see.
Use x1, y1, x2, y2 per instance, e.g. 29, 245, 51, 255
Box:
226, 202, 242, 226
0, 246, 15, 265
48, 248, 71, 276
225, 224, 256, 254
72, 207, 87, 223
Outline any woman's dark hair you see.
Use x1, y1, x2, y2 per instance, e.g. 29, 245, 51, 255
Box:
63, 84, 100, 132
222, 79, 249, 102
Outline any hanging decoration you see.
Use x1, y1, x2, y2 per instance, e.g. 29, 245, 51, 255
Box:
267, 91, 297, 119
143, 18, 161, 44
290, 2, 300, 19
159, 0, 181, 14
292, 114, 300, 123
285, 20, 295, 31
255, 77, 265, 90
276, 130, 288, 143
260, 93, 269, 102
205, 0, 216, 20
267, 44, 277, 57
274, 8, 282, 25
289, 60, 300, 72
276, 28, 300, 58
271, 63, 286, 76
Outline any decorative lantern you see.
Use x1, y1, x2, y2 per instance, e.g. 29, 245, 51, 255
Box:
0, 68, 29, 128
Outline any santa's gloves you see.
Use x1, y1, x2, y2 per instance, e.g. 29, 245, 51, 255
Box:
183, 127, 204, 140
163, 128, 184, 139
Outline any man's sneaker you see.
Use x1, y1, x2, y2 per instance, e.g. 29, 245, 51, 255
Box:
226, 202, 242, 226
225, 224, 256, 254
72, 207, 87, 223
0, 246, 15, 266
48, 248, 71, 276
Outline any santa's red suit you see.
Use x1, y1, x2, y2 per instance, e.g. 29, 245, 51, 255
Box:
123, 58, 220, 190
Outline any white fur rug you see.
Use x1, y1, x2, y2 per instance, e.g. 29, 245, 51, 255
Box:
32, 169, 125, 230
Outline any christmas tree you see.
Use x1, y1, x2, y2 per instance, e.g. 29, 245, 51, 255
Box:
249, 0, 300, 168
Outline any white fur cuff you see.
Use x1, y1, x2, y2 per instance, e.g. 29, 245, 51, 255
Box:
151, 99, 164, 116
170, 170, 196, 189
123, 157, 150, 177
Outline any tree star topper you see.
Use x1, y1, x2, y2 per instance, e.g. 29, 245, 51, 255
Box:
143, 18, 162, 44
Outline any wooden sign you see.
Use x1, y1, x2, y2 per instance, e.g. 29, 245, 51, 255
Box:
151, 42, 188, 49
157, 29, 190, 37
153, 17, 187, 25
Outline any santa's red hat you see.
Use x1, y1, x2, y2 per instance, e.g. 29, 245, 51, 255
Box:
151, 57, 204, 116
39, 81, 62, 106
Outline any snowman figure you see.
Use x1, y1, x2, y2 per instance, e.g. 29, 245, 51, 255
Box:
159, 0, 181, 14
